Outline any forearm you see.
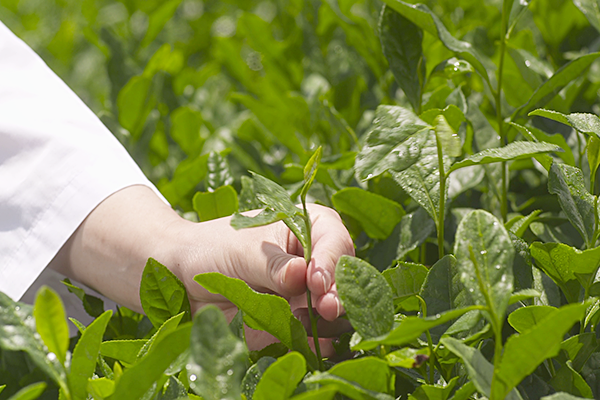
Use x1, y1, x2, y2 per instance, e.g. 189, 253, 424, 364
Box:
48, 185, 182, 313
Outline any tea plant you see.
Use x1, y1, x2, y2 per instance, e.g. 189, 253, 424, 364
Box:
4, 0, 600, 399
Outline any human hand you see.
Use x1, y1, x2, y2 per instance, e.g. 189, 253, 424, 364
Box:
169, 204, 355, 350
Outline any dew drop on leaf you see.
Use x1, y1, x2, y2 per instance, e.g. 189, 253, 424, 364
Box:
189, 374, 197, 382
47, 352, 57, 362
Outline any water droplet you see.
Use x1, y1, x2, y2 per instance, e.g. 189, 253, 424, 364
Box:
480, 250, 488, 256
525, 60, 531, 67
469, 288, 475, 293
495, 265, 502, 270
367, 174, 374, 179
435, 314, 441, 318
14, 306, 20, 312
47, 352, 57, 362
189, 374, 197, 382
227, 369, 234, 376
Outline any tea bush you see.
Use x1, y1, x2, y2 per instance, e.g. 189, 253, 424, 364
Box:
2, 0, 600, 399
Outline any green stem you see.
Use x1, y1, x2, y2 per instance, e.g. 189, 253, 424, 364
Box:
417, 295, 436, 384
302, 201, 323, 370
434, 131, 447, 259
496, 6, 509, 222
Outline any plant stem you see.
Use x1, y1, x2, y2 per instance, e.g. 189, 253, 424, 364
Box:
417, 295, 436, 385
496, 5, 509, 222
301, 201, 323, 370
434, 131, 447, 259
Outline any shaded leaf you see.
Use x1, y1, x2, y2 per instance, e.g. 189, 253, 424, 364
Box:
441, 337, 523, 400
548, 163, 596, 248
193, 273, 318, 370
550, 362, 594, 399
253, 352, 305, 400
335, 256, 394, 339
139, 258, 191, 329
380, 0, 493, 91
383, 262, 428, 303
513, 53, 600, 117
6, 383, 46, 400
187, 306, 248, 400
141, 0, 184, 47
493, 303, 588, 400
574, 0, 600, 33
242, 357, 276, 400
303, 373, 393, 400
100, 339, 148, 366
111, 323, 191, 400
508, 305, 556, 333
353, 306, 481, 351
332, 187, 405, 240
380, 5, 426, 112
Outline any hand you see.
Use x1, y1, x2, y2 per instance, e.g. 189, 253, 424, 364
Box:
50, 186, 354, 351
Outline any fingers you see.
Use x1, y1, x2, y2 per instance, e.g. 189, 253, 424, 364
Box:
304, 205, 354, 319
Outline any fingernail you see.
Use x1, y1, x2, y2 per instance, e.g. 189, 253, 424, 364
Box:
318, 270, 331, 294
334, 296, 342, 319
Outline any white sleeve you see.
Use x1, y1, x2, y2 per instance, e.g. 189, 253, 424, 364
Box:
0, 21, 168, 300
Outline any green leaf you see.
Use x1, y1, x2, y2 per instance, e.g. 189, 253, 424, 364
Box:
508, 305, 557, 333
159, 152, 209, 207
355, 105, 430, 180
513, 53, 600, 118
509, 289, 542, 305
230, 172, 309, 251
393, 129, 449, 225
141, 0, 184, 47
34, 286, 69, 365
335, 256, 394, 339
290, 387, 337, 400
380, 4, 426, 112
548, 163, 596, 248
187, 306, 248, 400
541, 393, 589, 400
332, 188, 405, 240
492, 303, 588, 400
100, 339, 148, 366
420, 105, 466, 134
441, 337, 523, 400
0, 293, 65, 388
561, 333, 598, 372
69, 310, 112, 400
301, 146, 322, 203
193, 273, 318, 370
139, 258, 191, 329
529, 109, 600, 139
574, 0, 600, 33
454, 210, 514, 327
353, 306, 481, 351
530, 242, 600, 303
6, 382, 46, 400
549, 362, 594, 399
408, 377, 458, 400
328, 357, 392, 394
506, 210, 542, 238
383, 262, 428, 303
62, 279, 104, 318
111, 323, 191, 400
588, 136, 600, 180
242, 357, 276, 400
380, 0, 493, 92
385, 347, 430, 368
137, 312, 185, 360
448, 141, 562, 173
117, 76, 154, 139
0, 385, 4, 395
253, 352, 305, 400
193, 185, 239, 221
207, 151, 234, 191
170, 107, 204, 157
434, 114, 462, 158
303, 373, 393, 400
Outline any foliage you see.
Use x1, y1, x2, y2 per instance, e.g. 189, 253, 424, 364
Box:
4, 0, 600, 399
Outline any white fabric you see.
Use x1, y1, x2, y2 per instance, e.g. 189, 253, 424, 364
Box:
0, 21, 166, 301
